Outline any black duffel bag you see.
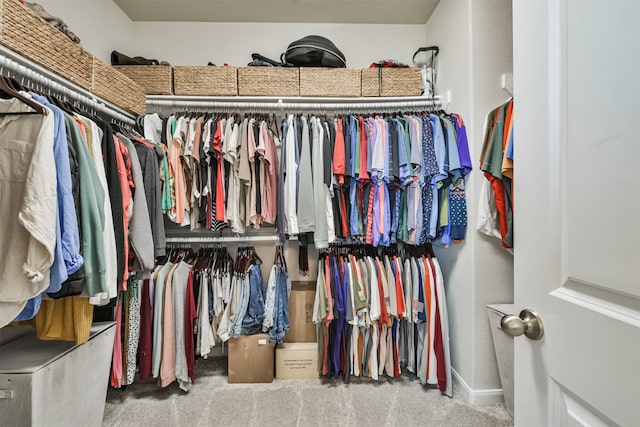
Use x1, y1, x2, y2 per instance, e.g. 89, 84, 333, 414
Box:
282, 35, 346, 68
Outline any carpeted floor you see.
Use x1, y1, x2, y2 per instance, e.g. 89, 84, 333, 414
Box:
103, 357, 513, 427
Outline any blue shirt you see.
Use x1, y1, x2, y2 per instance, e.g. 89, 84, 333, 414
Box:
429, 114, 448, 187
381, 184, 391, 247
394, 119, 411, 186
382, 116, 390, 182
349, 116, 358, 178
443, 118, 462, 183
35, 95, 84, 279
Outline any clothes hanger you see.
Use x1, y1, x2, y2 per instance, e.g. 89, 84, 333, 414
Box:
250, 246, 262, 266
0, 76, 48, 116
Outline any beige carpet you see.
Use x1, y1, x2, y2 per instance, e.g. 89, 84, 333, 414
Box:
104, 357, 513, 427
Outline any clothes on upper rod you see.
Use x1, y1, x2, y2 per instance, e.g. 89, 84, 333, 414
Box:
314, 244, 451, 396
144, 110, 472, 249
145, 113, 281, 233
0, 91, 165, 341
112, 245, 291, 391
477, 98, 514, 249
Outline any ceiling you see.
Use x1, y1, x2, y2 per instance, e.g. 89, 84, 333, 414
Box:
112, 0, 440, 24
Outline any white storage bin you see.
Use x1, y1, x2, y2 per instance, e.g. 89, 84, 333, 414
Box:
0, 322, 115, 427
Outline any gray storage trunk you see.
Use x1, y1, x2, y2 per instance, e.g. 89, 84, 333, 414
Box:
0, 322, 115, 427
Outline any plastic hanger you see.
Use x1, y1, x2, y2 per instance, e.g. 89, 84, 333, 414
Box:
0, 76, 48, 116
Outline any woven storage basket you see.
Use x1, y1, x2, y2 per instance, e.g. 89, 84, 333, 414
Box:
299, 68, 361, 97
0, 0, 93, 90
173, 66, 237, 96
92, 57, 146, 116
113, 65, 173, 95
362, 68, 423, 97
237, 67, 299, 96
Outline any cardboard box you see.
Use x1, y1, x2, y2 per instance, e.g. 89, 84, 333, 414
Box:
227, 333, 275, 383
275, 342, 319, 379
286, 282, 317, 343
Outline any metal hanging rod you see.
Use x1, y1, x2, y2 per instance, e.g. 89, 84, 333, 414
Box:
165, 235, 297, 244
0, 46, 137, 126
147, 95, 443, 113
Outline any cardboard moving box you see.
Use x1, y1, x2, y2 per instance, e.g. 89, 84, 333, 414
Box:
286, 282, 317, 343
228, 333, 275, 383
276, 342, 319, 379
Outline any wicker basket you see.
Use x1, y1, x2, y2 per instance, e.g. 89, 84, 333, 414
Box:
237, 67, 299, 96
0, 0, 93, 90
362, 68, 423, 97
113, 65, 173, 95
299, 68, 361, 97
173, 66, 237, 96
92, 57, 146, 116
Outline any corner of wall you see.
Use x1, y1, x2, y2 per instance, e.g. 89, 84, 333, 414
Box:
452, 368, 505, 405
425, 0, 514, 400
424, 0, 476, 401
468, 0, 514, 393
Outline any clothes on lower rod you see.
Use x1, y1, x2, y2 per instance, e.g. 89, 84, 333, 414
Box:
313, 244, 452, 397
112, 245, 290, 391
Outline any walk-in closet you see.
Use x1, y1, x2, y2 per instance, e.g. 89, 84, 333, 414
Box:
0, 0, 637, 426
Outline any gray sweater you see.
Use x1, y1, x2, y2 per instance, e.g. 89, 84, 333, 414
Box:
117, 134, 155, 278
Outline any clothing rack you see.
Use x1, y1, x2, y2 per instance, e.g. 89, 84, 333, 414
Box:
165, 235, 297, 244
0, 46, 137, 127
146, 95, 443, 114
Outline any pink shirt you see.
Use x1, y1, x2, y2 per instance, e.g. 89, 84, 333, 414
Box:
260, 122, 278, 224
160, 263, 179, 387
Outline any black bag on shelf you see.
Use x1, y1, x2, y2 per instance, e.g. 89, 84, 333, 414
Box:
248, 53, 295, 67
282, 35, 346, 68
111, 50, 170, 66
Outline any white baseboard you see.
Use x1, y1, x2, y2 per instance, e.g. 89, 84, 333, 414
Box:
452, 368, 505, 405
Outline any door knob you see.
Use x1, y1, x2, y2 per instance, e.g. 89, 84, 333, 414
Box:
500, 309, 544, 340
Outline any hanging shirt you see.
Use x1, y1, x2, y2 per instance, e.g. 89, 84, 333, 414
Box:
117, 134, 155, 278
298, 116, 315, 232
33, 95, 83, 284
283, 115, 299, 235
13, 96, 83, 321
68, 114, 106, 296
311, 117, 329, 249
83, 117, 117, 305
261, 122, 279, 225
0, 99, 56, 326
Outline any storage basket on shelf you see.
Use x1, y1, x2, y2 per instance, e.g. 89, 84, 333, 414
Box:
0, 0, 93, 90
112, 65, 173, 95
237, 67, 299, 97
299, 68, 361, 97
361, 68, 423, 97
173, 66, 237, 96
92, 57, 146, 116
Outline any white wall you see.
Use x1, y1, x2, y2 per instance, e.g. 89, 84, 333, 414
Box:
469, 0, 514, 391
132, 22, 425, 68
425, 0, 514, 398
36, 0, 135, 63
30, 3, 425, 69
424, 0, 475, 391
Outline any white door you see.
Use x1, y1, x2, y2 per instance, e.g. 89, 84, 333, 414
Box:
512, 0, 640, 426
